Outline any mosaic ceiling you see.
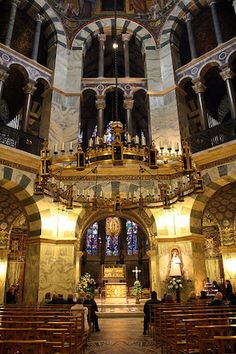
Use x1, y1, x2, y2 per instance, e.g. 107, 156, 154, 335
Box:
0, 187, 26, 233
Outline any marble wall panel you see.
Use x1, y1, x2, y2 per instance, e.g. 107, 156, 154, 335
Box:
149, 91, 181, 147
159, 43, 175, 89
38, 243, 75, 302
49, 91, 81, 146
146, 50, 162, 91
24, 242, 40, 304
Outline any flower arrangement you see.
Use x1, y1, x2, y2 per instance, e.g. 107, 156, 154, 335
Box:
77, 273, 96, 296
132, 280, 142, 304
168, 277, 183, 291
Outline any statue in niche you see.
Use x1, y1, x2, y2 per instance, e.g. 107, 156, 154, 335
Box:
168, 248, 184, 277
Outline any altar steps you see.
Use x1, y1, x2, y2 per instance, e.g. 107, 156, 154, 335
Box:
97, 302, 144, 318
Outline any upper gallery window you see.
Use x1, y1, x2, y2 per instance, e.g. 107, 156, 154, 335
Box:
101, 0, 125, 11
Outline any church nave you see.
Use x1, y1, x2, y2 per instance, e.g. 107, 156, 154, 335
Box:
86, 317, 158, 354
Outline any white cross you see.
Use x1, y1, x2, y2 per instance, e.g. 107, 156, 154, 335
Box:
132, 266, 141, 280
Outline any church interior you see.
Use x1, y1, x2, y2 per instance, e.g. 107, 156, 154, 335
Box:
0, 0, 236, 352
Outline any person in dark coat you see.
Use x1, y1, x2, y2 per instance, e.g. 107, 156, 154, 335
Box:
225, 280, 233, 300
84, 294, 100, 332
143, 291, 161, 335
6, 286, 17, 304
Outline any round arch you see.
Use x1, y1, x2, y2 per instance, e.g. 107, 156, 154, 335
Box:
75, 207, 157, 249
190, 173, 236, 235
71, 17, 156, 53
19, 0, 67, 49
0, 178, 41, 237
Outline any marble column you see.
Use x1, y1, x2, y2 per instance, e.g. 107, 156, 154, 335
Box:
122, 33, 131, 77
220, 67, 236, 120
75, 244, 83, 288
123, 94, 134, 137
220, 245, 236, 292
95, 94, 106, 139
32, 15, 44, 61
192, 80, 208, 130
0, 65, 9, 102
183, 13, 197, 60
207, 0, 223, 45
5, 0, 21, 47
0, 249, 10, 304
21, 80, 37, 133
98, 34, 106, 77
233, 0, 236, 14
147, 249, 158, 293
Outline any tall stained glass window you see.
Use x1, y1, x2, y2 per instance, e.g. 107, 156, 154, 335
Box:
105, 217, 120, 256
126, 220, 138, 255
86, 222, 98, 255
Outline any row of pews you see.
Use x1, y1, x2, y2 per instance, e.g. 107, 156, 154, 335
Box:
148, 302, 236, 354
0, 304, 88, 353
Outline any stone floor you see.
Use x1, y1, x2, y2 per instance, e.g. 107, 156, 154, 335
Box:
86, 318, 160, 354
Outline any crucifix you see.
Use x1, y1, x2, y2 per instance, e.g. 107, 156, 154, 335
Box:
132, 266, 141, 280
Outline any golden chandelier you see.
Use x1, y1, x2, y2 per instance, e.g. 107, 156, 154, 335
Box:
34, 121, 203, 210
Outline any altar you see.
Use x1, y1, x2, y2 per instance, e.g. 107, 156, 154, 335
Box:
103, 265, 127, 304
105, 283, 127, 298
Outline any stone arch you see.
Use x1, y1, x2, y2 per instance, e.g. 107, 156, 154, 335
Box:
19, 0, 67, 49
0, 175, 41, 237
75, 207, 157, 249
190, 170, 236, 235
160, 0, 206, 49
72, 17, 156, 53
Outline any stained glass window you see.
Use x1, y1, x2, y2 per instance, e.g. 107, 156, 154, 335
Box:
86, 222, 98, 256
126, 220, 138, 255
105, 217, 120, 256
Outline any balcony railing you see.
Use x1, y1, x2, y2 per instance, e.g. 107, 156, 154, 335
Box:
0, 123, 44, 156
188, 120, 236, 154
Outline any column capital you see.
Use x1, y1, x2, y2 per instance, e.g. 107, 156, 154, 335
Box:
12, 0, 22, 7
23, 80, 37, 95
122, 33, 132, 42
183, 12, 193, 22
35, 14, 44, 23
192, 80, 206, 94
220, 67, 235, 81
147, 249, 157, 257
97, 33, 106, 42
0, 65, 9, 82
123, 94, 134, 110
96, 94, 106, 110
207, 0, 217, 6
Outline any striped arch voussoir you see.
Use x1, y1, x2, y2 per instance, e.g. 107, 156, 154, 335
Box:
21, 0, 67, 49
72, 17, 156, 53
0, 179, 41, 237
190, 175, 236, 235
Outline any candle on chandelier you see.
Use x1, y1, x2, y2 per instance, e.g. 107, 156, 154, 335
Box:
61, 142, 65, 151
54, 144, 58, 153
69, 142, 73, 151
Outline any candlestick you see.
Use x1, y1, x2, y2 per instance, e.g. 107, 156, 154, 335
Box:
61, 142, 65, 152
54, 144, 58, 154
69, 142, 73, 151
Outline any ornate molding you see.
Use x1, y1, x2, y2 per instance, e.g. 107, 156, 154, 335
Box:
0, 159, 38, 174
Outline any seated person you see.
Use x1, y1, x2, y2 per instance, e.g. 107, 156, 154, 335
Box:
71, 298, 89, 333
199, 290, 208, 299
143, 291, 161, 335
164, 293, 175, 304
208, 291, 223, 306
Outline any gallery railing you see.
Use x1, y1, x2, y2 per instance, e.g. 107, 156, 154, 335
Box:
188, 120, 236, 154
0, 123, 44, 156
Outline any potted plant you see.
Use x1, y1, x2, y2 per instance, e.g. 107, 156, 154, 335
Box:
77, 273, 96, 297
132, 280, 142, 304
167, 277, 183, 303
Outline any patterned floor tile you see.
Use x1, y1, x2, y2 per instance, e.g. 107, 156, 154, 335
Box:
86, 318, 160, 354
